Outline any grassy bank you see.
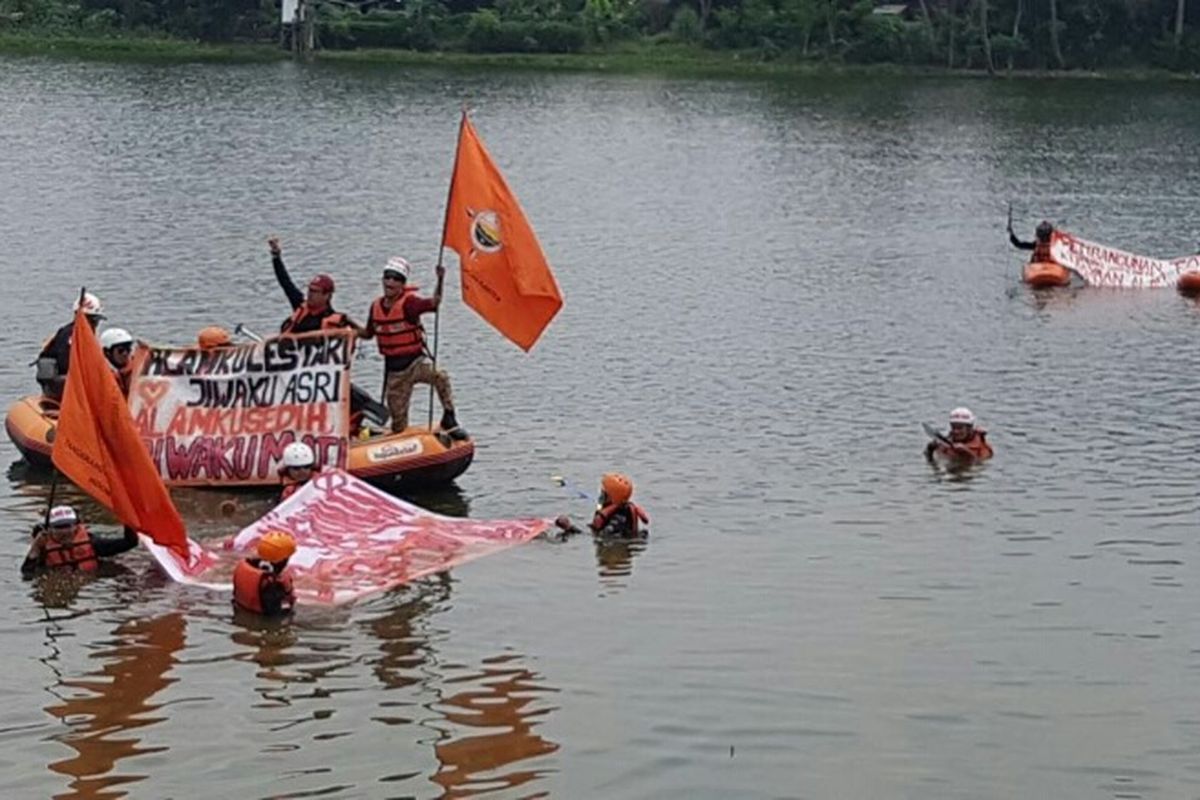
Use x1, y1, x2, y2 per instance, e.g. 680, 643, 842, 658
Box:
0, 32, 1195, 81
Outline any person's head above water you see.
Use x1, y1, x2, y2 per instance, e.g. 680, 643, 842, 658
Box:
281, 442, 316, 480
948, 407, 976, 442
599, 472, 634, 506
1036, 220, 1053, 241
257, 530, 296, 566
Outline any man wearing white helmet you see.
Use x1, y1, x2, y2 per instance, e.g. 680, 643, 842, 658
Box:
99, 327, 135, 396
21, 504, 138, 575
36, 292, 105, 400
358, 256, 464, 438
925, 406, 994, 462
277, 441, 319, 504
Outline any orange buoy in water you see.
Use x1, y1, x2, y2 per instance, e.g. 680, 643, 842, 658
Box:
1023, 261, 1071, 289
1177, 271, 1200, 297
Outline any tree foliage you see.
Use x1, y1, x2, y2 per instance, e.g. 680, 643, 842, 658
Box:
1, 0, 1196, 69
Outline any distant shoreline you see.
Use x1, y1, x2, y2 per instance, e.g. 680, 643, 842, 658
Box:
2, 34, 1198, 82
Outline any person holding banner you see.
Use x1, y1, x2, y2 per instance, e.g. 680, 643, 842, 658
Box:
1009, 219, 1056, 263
232, 531, 297, 616
358, 257, 463, 436
554, 473, 650, 540
268, 237, 361, 335
36, 292, 105, 401
21, 505, 139, 576
99, 327, 135, 396
278, 442, 319, 503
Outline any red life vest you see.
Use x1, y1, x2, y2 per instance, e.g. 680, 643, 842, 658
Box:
232, 559, 295, 614
591, 502, 650, 536
281, 305, 348, 335
42, 525, 99, 572
1032, 239, 1053, 263
369, 291, 426, 359
935, 430, 993, 461
109, 362, 132, 396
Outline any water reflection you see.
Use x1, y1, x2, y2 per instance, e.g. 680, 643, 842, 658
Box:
42, 613, 185, 800
365, 577, 451, 692
428, 654, 559, 798
594, 536, 649, 589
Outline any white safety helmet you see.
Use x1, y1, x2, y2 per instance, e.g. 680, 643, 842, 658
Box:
99, 327, 134, 350
384, 256, 410, 280
282, 442, 315, 469
949, 407, 976, 426
73, 292, 105, 318
48, 505, 78, 528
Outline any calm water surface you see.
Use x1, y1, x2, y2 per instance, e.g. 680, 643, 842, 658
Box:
2, 57, 1200, 798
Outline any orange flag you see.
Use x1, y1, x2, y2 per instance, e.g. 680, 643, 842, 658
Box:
442, 113, 563, 351
52, 309, 188, 557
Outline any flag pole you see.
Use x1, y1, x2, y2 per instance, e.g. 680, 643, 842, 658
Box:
428, 107, 468, 430
43, 286, 86, 527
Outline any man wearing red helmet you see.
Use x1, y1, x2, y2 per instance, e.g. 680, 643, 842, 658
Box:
268, 237, 362, 335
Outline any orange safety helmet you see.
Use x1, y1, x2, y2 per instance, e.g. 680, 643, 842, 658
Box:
600, 472, 634, 505
257, 531, 296, 563
198, 326, 232, 350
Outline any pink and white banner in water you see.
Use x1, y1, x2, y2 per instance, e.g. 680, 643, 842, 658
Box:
142, 469, 552, 605
1051, 231, 1200, 288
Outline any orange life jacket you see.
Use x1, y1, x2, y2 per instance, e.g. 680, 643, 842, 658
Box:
369, 291, 426, 359
936, 430, 993, 461
1032, 239, 1053, 263
42, 525, 99, 572
281, 305, 348, 335
232, 559, 295, 614
591, 502, 650, 536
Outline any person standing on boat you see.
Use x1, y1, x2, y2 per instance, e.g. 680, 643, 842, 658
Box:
925, 407, 994, 462
21, 505, 139, 576
99, 327, 135, 396
36, 292, 105, 401
268, 237, 362, 335
1009, 219, 1055, 263
232, 531, 297, 616
357, 257, 464, 437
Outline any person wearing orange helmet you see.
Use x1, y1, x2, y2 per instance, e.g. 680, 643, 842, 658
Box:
555, 473, 650, 539
232, 530, 297, 616
197, 326, 233, 350
925, 407, 994, 463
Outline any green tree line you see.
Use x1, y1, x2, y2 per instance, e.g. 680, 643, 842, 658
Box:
2, 0, 1197, 70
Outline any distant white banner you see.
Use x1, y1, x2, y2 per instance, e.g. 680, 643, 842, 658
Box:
1050, 231, 1197, 289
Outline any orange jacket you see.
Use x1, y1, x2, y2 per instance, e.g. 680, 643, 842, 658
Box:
232, 559, 295, 615
591, 502, 650, 537
935, 430, 993, 461
42, 525, 99, 572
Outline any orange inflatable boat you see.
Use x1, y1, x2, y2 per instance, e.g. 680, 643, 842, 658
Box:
1022, 261, 1071, 289
5, 395, 473, 490
1177, 271, 1200, 297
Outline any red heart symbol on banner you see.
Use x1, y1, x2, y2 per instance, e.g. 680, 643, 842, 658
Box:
137, 379, 169, 406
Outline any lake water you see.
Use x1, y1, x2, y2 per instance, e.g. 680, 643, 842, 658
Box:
2, 56, 1200, 798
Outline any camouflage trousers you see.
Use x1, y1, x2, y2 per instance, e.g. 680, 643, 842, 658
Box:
384, 359, 454, 433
